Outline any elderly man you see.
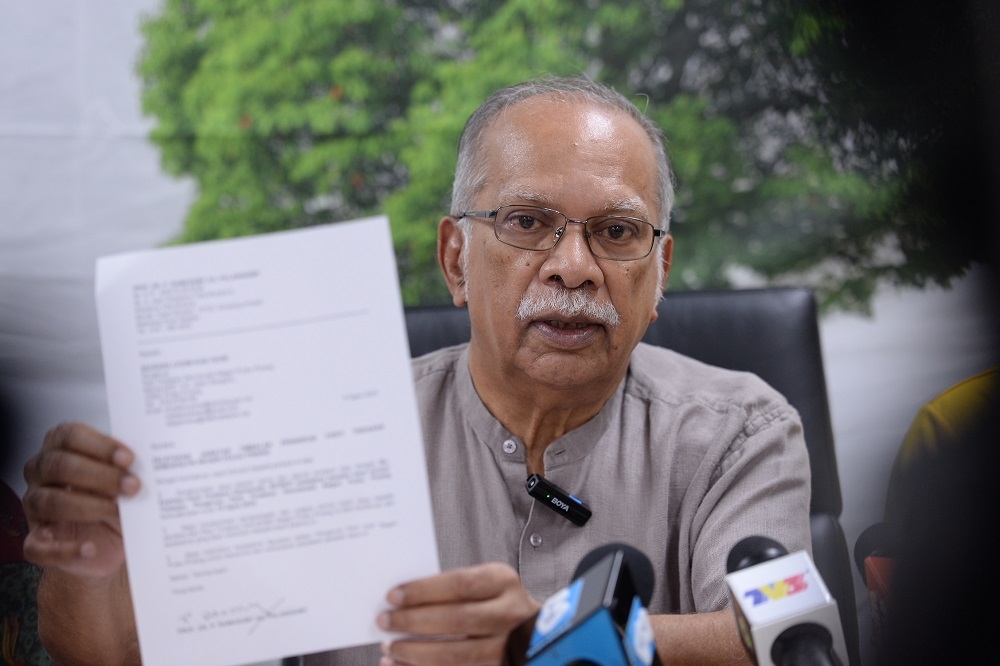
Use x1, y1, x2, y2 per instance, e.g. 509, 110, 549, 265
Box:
22, 76, 810, 665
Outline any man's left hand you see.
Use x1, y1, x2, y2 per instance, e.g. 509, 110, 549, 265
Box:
377, 562, 540, 666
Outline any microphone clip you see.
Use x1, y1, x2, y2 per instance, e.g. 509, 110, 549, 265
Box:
526, 474, 592, 526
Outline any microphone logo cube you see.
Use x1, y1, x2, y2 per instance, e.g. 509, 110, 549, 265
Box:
724, 551, 848, 666
743, 572, 809, 606
725, 552, 829, 624
532, 579, 582, 645
526, 549, 662, 666
624, 597, 656, 666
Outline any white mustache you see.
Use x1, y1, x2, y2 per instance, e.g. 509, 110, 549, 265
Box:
516, 289, 620, 327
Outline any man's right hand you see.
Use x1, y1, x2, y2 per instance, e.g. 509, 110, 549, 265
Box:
22, 422, 140, 578
21, 423, 144, 665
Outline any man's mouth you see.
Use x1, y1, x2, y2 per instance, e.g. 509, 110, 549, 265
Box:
517, 290, 621, 328
544, 320, 595, 330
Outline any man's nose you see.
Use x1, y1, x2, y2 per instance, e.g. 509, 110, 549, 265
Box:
541, 220, 604, 288
552, 219, 595, 254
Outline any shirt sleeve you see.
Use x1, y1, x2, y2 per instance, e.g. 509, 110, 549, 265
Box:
685, 400, 812, 612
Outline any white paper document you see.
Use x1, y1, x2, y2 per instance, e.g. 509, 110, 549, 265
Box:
95, 217, 440, 666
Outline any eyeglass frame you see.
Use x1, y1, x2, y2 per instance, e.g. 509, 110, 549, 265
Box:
457, 204, 667, 261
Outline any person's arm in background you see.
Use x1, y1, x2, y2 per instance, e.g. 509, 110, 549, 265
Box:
22, 423, 141, 666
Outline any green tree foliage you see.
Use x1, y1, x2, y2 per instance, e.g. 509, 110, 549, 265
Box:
139, 0, 431, 239
788, 0, 999, 306
138, 0, 996, 311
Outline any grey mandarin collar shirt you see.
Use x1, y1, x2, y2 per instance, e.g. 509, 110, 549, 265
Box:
304, 342, 810, 665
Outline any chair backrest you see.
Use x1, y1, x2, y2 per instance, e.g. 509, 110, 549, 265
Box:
641, 287, 842, 516
404, 286, 860, 665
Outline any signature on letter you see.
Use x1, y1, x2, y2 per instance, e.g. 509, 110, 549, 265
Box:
177, 598, 307, 635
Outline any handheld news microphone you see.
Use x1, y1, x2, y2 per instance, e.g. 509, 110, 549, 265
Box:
852, 522, 898, 657
522, 543, 662, 666
725, 536, 848, 666
852, 522, 898, 586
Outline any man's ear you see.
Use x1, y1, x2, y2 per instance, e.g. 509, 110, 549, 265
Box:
437, 216, 468, 307
659, 234, 673, 293
649, 234, 673, 323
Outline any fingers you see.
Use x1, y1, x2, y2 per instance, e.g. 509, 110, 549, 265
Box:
380, 634, 506, 666
21, 422, 137, 552
40, 422, 129, 458
381, 594, 518, 638
23, 525, 97, 564
21, 423, 136, 581
378, 563, 540, 666
389, 562, 524, 608
381, 563, 528, 636
22, 483, 122, 527
23, 423, 138, 509
22, 520, 128, 579
30, 422, 135, 475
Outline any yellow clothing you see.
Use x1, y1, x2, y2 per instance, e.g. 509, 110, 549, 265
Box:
885, 367, 998, 523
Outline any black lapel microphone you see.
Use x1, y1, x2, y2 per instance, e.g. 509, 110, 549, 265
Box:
526, 473, 592, 526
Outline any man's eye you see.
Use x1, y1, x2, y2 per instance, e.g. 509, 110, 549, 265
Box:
606, 224, 628, 240
502, 211, 552, 231
513, 215, 539, 230
594, 219, 639, 241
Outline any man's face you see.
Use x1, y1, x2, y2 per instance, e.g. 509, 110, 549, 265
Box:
444, 95, 672, 396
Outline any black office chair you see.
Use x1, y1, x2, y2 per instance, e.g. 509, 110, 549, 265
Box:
404, 286, 861, 666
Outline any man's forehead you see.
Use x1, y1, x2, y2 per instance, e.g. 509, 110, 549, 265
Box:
541, 98, 626, 146
492, 187, 649, 215
476, 97, 658, 215
482, 95, 656, 164
492, 93, 628, 131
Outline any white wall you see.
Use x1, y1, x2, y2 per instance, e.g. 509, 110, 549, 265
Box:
1, 0, 193, 483
820, 268, 995, 664
2, 4, 996, 665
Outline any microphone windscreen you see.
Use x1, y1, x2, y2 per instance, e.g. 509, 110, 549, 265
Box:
726, 535, 789, 573
572, 542, 656, 607
853, 522, 899, 584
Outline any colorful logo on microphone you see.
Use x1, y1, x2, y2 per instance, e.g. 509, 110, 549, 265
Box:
742, 572, 808, 606
528, 579, 583, 656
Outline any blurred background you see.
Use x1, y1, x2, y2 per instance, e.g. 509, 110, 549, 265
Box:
1, 1, 997, 664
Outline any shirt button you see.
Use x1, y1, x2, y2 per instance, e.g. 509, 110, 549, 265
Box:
529, 533, 543, 547
502, 439, 517, 454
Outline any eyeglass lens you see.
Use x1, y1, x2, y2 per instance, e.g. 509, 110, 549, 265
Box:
492, 205, 655, 260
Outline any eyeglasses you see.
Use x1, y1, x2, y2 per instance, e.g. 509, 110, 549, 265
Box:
459, 204, 665, 261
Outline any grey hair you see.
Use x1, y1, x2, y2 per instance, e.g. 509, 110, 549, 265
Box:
450, 75, 676, 236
